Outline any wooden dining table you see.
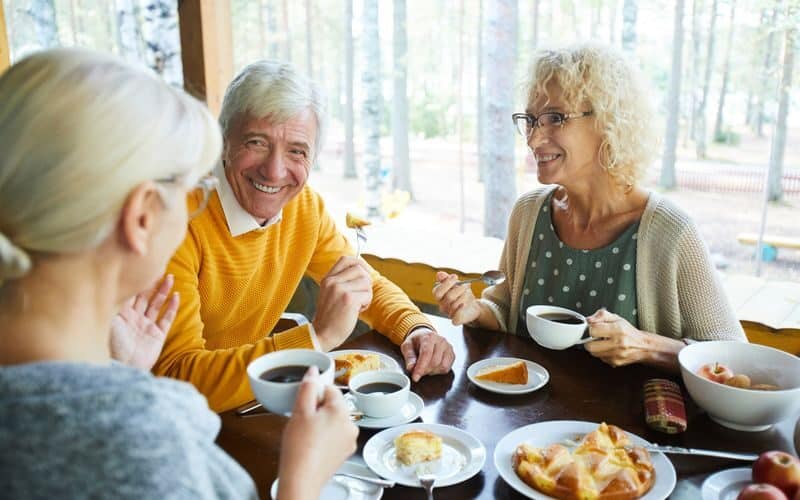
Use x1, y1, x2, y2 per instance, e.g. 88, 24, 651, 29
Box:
216, 314, 796, 499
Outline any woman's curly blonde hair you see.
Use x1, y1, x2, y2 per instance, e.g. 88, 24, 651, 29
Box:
525, 42, 658, 186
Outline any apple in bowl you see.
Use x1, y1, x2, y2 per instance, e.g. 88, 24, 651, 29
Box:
697, 362, 735, 383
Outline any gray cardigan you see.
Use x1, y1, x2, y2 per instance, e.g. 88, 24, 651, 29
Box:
480, 186, 746, 342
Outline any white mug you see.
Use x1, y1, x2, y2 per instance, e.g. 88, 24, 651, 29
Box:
247, 349, 334, 415
526, 305, 589, 350
349, 370, 410, 418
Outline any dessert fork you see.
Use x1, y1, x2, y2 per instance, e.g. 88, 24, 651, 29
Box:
416, 465, 436, 500
354, 226, 367, 259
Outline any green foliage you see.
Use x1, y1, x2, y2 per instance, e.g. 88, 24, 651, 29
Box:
713, 129, 741, 145
410, 92, 454, 139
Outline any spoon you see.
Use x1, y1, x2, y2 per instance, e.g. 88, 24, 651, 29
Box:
456, 270, 506, 286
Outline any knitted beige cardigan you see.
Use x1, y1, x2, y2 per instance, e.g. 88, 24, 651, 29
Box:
480, 186, 746, 342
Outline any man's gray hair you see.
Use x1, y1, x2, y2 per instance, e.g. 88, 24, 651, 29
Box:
219, 60, 326, 161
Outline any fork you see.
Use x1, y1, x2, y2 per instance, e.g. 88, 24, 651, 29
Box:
354, 227, 367, 259
416, 466, 436, 500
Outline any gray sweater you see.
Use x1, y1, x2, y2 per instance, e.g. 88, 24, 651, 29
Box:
0, 361, 257, 500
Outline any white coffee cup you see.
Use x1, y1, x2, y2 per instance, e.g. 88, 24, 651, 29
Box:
247, 349, 334, 415
526, 305, 589, 350
348, 370, 410, 418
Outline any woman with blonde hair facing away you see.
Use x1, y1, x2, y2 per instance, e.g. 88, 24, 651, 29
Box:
435, 42, 745, 370
0, 49, 356, 499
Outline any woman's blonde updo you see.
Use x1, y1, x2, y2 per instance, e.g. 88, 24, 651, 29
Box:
525, 42, 658, 187
0, 48, 222, 284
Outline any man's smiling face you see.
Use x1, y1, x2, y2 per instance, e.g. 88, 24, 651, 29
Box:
222, 109, 317, 224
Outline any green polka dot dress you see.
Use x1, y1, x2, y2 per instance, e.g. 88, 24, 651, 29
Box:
517, 192, 640, 336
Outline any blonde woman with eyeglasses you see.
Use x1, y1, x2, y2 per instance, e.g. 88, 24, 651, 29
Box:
0, 49, 356, 500
434, 42, 746, 371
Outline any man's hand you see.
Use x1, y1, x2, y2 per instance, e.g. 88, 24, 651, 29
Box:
312, 256, 373, 351
432, 271, 482, 326
110, 274, 179, 370
400, 327, 455, 382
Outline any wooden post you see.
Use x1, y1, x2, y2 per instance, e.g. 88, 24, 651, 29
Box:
0, 0, 10, 74
178, 0, 233, 117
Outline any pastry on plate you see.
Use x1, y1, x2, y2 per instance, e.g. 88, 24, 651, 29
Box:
512, 422, 655, 500
395, 430, 442, 465
334, 352, 381, 385
475, 360, 528, 385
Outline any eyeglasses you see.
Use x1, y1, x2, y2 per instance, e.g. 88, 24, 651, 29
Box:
156, 175, 219, 220
511, 111, 593, 138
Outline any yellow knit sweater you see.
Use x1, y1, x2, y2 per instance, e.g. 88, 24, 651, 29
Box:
153, 186, 432, 412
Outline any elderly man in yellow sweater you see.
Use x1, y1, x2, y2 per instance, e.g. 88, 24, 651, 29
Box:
153, 60, 455, 412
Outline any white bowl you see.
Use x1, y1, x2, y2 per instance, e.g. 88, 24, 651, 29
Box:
247, 349, 334, 415
525, 305, 588, 350
678, 341, 800, 431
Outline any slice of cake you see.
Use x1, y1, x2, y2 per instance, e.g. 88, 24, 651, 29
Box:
394, 430, 443, 465
475, 360, 528, 385
334, 352, 381, 385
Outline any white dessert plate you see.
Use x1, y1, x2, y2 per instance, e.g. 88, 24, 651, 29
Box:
494, 420, 677, 499
363, 423, 486, 488
330, 349, 403, 389
701, 467, 751, 500
345, 392, 424, 429
270, 460, 384, 500
467, 357, 549, 394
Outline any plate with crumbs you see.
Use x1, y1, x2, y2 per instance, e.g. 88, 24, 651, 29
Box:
467, 357, 549, 394
363, 423, 486, 488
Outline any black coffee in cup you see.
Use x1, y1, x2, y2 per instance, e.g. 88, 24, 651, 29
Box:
259, 364, 324, 383
356, 382, 403, 394
538, 313, 584, 325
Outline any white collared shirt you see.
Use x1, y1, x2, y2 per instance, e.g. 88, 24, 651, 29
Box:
214, 163, 283, 237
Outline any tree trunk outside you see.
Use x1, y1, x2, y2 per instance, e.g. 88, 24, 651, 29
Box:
532, 0, 539, 48
305, 0, 312, 78
713, 0, 736, 141
621, 0, 637, 53
660, 0, 685, 190
141, 0, 182, 87
361, 0, 382, 217
767, 7, 795, 202
13, 0, 60, 57
688, 0, 700, 142
343, 0, 356, 179
392, 0, 412, 198
267, 0, 278, 58
695, 0, 718, 159
477, 0, 485, 182
482, 0, 518, 239
609, 0, 618, 44
756, 7, 779, 137
282, 0, 291, 61
115, 0, 141, 62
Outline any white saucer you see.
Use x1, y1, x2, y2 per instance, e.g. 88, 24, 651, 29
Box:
467, 357, 549, 394
363, 423, 486, 488
346, 392, 424, 429
701, 468, 751, 500
270, 475, 383, 500
330, 349, 403, 389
